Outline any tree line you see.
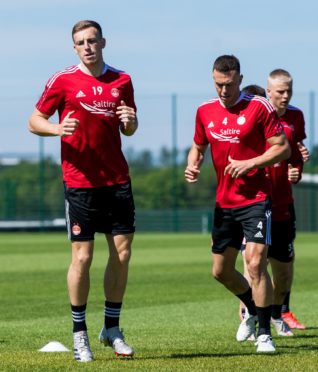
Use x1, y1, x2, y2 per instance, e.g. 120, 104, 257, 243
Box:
0, 147, 215, 220
1, 145, 317, 220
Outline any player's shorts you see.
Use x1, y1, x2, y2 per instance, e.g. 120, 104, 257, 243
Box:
212, 198, 272, 254
64, 182, 135, 241
267, 204, 296, 263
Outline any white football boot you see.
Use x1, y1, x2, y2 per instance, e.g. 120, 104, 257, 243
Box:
236, 308, 257, 342
73, 330, 93, 362
99, 326, 134, 357
256, 334, 276, 353
271, 317, 294, 337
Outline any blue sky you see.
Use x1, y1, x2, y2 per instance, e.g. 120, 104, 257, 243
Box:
1, 0, 318, 158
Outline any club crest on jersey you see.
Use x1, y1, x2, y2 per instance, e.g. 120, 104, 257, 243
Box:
72, 223, 81, 236
111, 88, 120, 97
237, 116, 246, 125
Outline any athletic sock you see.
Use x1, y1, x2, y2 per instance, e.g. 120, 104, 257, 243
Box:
256, 305, 272, 336
236, 287, 257, 316
281, 291, 291, 313
271, 304, 283, 319
104, 301, 122, 329
71, 304, 87, 332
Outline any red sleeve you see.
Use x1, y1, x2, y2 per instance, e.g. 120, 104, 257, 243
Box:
123, 77, 137, 112
193, 108, 209, 146
294, 110, 306, 143
285, 126, 304, 183
256, 100, 284, 139
36, 74, 64, 116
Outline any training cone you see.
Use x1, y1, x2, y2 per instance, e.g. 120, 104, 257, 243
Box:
39, 341, 70, 352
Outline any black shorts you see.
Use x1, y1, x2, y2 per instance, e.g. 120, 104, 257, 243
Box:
212, 198, 272, 254
267, 206, 296, 263
64, 182, 135, 241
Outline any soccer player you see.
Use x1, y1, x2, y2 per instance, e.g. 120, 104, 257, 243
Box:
28, 20, 138, 362
185, 55, 291, 353
239, 80, 307, 336
267, 69, 308, 330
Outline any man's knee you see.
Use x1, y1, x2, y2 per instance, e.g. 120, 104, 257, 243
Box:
212, 264, 230, 283
118, 247, 131, 264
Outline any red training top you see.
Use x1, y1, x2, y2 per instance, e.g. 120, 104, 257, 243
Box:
266, 108, 305, 220
280, 105, 306, 143
36, 64, 136, 188
194, 93, 283, 208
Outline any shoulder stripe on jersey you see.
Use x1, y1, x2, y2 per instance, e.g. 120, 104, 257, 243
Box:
46, 65, 79, 88
242, 94, 275, 113
198, 98, 218, 108
252, 97, 275, 113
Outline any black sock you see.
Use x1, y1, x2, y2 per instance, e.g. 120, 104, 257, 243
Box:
256, 305, 272, 336
271, 304, 282, 319
71, 304, 87, 333
281, 292, 290, 313
104, 301, 122, 329
236, 288, 257, 316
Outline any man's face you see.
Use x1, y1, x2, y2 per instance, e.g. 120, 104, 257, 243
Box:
73, 27, 105, 66
213, 69, 242, 108
267, 79, 293, 113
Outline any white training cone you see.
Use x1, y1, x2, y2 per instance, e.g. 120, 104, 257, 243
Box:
39, 341, 70, 352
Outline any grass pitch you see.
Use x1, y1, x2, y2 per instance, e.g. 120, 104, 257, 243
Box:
0, 232, 317, 371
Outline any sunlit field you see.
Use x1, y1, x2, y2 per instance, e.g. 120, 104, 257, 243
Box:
0, 232, 317, 371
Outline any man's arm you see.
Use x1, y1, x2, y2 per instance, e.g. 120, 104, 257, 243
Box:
184, 142, 208, 183
28, 109, 79, 137
224, 132, 291, 178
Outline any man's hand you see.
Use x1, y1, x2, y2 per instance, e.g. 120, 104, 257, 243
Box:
297, 142, 310, 162
184, 164, 201, 183
288, 163, 300, 183
59, 111, 80, 137
224, 156, 255, 178
117, 100, 138, 136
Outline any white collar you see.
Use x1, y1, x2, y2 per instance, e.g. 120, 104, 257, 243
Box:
78, 62, 108, 77
218, 92, 244, 108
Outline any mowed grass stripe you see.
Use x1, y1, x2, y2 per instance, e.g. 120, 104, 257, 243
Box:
0, 232, 317, 371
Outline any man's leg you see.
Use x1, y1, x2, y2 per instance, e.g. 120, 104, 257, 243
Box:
239, 249, 252, 320
212, 247, 258, 342
270, 258, 292, 308
212, 246, 250, 295
67, 241, 94, 362
104, 233, 133, 302
68, 241, 94, 306
99, 233, 134, 357
269, 257, 293, 336
244, 242, 272, 335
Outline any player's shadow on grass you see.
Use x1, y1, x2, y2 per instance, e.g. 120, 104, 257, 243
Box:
292, 334, 318, 340
169, 352, 280, 359
301, 326, 318, 330
279, 344, 318, 351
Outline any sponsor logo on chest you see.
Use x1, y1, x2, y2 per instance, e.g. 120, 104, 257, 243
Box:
75, 85, 120, 117
209, 115, 246, 143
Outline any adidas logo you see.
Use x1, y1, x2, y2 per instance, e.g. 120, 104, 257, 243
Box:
208, 121, 214, 128
254, 231, 263, 238
76, 90, 86, 98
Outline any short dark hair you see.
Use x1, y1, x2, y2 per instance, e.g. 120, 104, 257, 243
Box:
213, 55, 240, 74
72, 20, 103, 40
242, 84, 266, 98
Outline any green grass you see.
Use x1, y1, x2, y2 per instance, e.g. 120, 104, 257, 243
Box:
0, 232, 317, 371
